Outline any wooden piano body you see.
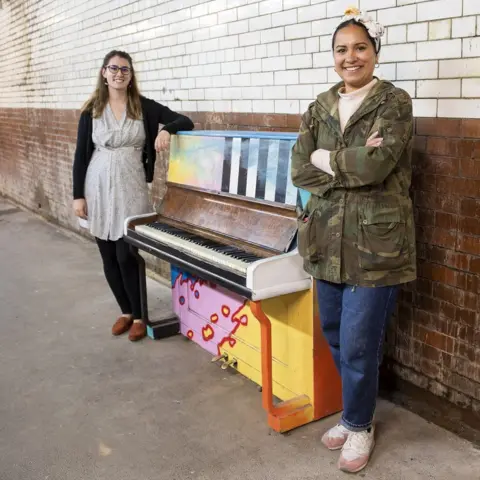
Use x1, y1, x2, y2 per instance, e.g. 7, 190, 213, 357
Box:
124, 130, 342, 433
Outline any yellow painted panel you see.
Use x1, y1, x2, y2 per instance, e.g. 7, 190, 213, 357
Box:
221, 287, 315, 402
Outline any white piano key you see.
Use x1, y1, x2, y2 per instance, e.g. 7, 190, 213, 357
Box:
135, 224, 249, 275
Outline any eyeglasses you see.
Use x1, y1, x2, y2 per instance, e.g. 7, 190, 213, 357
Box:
104, 65, 132, 75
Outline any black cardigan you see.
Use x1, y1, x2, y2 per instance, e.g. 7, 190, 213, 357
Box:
72, 96, 194, 199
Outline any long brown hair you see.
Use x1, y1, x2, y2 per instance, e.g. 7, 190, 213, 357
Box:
81, 50, 142, 119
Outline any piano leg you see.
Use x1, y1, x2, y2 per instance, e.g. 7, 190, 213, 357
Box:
130, 245, 150, 323
129, 245, 180, 339
250, 300, 315, 433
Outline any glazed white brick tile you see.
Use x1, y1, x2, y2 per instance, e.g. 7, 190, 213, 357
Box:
285, 23, 312, 40
463, 37, 480, 58
231, 74, 252, 86
306, 37, 320, 53
249, 15, 273, 32
218, 9, 238, 24
237, 3, 259, 20
274, 99, 300, 114
287, 84, 314, 99
274, 70, 300, 84
417, 39, 462, 60
263, 85, 286, 99
298, 4, 327, 23
378, 6, 417, 27
259, 0, 283, 15
299, 68, 328, 84
253, 99, 275, 111
452, 16, 476, 38
388, 25, 407, 45
272, 10, 298, 27
260, 27, 284, 43
412, 99, 438, 117
397, 61, 438, 80
417, 79, 461, 98
262, 55, 287, 71
312, 52, 333, 68
417, 0, 462, 22
408, 22, 429, 42
463, 0, 480, 16
462, 78, 480, 97
360, 0, 396, 10
381, 44, 417, 63
376, 63, 397, 81
285, 54, 311, 70
438, 99, 480, 118
0, 0, 479, 118
292, 40, 306, 55
239, 31, 261, 46
283, 0, 310, 9
251, 72, 274, 85
229, 20, 249, 35
428, 20, 451, 40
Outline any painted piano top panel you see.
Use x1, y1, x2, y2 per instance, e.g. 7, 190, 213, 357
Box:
168, 130, 303, 207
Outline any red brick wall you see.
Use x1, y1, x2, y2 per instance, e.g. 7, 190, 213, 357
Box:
0, 108, 79, 227
392, 118, 480, 413
1, 107, 479, 422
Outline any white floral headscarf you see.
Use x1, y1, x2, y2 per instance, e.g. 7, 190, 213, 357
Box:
339, 6, 385, 52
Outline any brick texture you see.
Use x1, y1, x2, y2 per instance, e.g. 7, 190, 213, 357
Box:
386, 116, 480, 417
1, 109, 480, 424
1, 1, 480, 118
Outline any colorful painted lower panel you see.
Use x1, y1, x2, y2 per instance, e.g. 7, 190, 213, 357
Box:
170, 265, 342, 432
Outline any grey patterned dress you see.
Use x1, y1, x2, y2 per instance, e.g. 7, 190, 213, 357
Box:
84, 104, 151, 241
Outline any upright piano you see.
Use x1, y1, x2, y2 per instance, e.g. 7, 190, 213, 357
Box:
124, 130, 342, 433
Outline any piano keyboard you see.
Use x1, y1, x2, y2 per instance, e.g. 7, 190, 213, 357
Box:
135, 222, 262, 275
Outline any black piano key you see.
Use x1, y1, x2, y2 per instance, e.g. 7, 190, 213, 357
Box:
145, 222, 261, 263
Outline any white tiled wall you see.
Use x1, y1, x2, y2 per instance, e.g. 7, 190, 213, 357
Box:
0, 0, 479, 118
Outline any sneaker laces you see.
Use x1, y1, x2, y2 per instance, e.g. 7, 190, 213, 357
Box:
342, 430, 373, 460
328, 424, 350, 439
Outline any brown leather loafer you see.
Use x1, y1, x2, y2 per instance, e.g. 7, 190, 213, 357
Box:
112, 315, 134, 336
128, 321, 147, 342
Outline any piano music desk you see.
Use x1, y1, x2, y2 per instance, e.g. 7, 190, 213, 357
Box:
126, 130, 342, 433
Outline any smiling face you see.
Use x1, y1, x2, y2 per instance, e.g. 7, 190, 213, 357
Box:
333, 23, 377, 93
102, 55, 132, 92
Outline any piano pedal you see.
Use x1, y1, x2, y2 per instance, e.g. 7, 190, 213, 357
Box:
221, 358, 238, 370
211, 352, 228, 363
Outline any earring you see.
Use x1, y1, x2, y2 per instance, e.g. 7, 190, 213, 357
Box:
375, 63, 380, 68
104, 80, 108, 85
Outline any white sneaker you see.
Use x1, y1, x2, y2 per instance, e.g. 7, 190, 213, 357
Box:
321, 424, 350, 450
338, 426, 375, 473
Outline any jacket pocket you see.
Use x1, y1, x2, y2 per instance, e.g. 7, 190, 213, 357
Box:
297, 209, 319, 262
297, 206, 330, 263
358, 206, 409, 271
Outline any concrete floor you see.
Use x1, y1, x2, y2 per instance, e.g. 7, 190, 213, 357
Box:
1, 198, 480, 480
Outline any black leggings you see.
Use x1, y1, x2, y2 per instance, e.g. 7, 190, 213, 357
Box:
95, 237, 142, 319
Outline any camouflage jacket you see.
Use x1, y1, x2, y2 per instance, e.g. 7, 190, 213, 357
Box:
291, 79, 416, 287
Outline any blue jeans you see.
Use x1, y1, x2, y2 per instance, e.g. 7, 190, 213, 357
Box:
316, 280, 399, 432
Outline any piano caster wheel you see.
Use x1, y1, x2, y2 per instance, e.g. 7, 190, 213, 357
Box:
221, 358, 237, 370
211, 352, 228, 363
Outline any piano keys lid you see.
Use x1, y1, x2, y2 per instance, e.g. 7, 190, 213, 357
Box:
160, 184, 297, 255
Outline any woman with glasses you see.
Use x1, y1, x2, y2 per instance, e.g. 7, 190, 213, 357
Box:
72, 50, 194, 342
